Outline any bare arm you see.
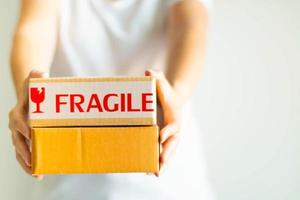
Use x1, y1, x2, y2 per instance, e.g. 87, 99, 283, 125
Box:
9, 0, 58, 178
146, 0, 208, 175
11, 0, 59, 98
166, 0, 208, 103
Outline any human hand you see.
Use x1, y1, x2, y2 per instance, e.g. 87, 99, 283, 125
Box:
9, 70, 45, 180
145, 69, 183, 177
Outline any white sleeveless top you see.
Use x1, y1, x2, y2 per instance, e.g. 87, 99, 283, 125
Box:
32, 0, 215, 199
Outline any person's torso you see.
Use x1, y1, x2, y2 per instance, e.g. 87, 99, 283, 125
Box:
50, 0, 175, 77
40, 1, 215, 200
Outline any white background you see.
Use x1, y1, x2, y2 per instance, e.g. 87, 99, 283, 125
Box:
0, 0, 299, 199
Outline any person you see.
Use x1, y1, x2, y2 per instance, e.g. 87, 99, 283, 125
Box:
8, 0, 214, 199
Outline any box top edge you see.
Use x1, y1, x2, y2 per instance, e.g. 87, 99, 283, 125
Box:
29, 76, 155, 83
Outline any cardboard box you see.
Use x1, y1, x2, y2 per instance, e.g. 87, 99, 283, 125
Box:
29, 76, 156, 127
32, 126, 159, 174
29, 76, 159, 174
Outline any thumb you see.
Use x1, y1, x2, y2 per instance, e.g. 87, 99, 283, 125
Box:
28, 70, 46, 79
145, 69, 173, 121
20, 70, 46, 108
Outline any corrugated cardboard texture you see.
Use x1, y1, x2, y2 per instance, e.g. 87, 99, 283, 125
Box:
31, 126, 159, 174
29, 76, 156, 127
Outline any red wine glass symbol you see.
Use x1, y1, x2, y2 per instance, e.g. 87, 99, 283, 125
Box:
30, 87, 45, 113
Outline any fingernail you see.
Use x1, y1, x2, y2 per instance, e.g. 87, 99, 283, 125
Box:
25, 156, 31, 166
25, 160, 31, 167
32, 175, 43, 181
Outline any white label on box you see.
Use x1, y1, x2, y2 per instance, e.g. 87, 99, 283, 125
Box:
29, 78, 156, 126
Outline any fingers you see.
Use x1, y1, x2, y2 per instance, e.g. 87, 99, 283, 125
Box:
145, 69, 182, 177
9, 110, 30, 140
160, 135, 179, 168
155, 134, 179, 177
16, 152, 44, 180
12, 131, 31, 166
13, 133, 44, 180
155, 123, 180, 177
10, 70, 46, 180
160, 122, 180, 143
16, 153, 31, 175
16, 118, 30, 140
158, 121, 180, 176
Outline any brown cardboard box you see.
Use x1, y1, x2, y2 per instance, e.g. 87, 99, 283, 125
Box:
32, 126, 159, 174
29, 76, 159, 174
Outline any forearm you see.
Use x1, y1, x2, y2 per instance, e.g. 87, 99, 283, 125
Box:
11, 29, 56, 98
10, 0, 59, 99
166, 0, 208, 103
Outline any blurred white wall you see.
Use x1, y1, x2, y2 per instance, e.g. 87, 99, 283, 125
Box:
0, 0, 299, 200
198, 0, 300, 199
0, 1, 35, 200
